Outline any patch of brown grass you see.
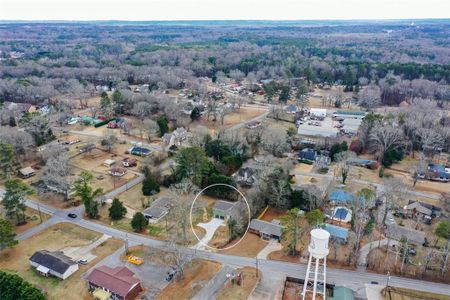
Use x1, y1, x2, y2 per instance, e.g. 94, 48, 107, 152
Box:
216, 267, 261, 300
156, 259, 222, 300
222, 233, 268, 257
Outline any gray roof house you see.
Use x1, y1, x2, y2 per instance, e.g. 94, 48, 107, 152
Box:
143, 197, 172, 222
386, 225, 426, 245
212, 200, 237, 220
249, 219, 283, 241
234, 167, 257, 186
29, 250, 79, 280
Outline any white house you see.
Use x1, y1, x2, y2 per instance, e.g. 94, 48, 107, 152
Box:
29, 250, 79, 280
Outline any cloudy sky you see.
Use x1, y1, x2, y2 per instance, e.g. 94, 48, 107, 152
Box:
0, 0, 449, 20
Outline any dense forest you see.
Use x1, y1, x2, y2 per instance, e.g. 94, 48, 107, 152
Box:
0, 20, 449, 105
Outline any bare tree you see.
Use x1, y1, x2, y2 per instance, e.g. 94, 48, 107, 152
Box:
42, 150, 72, 201
261, 127, 290, 157
369, 124, 404, 162
144, 119, 159, 142
357, 84, 381, 110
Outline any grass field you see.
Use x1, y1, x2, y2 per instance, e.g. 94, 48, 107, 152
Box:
0, 223, 123, 300
223, 233, 268, 257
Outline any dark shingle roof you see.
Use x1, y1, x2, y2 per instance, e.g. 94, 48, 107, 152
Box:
249, 219, 283, 237
29, 250, 77, 274
213, 200, 236, 212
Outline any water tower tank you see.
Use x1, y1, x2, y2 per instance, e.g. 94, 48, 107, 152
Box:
308, 228, 330, 259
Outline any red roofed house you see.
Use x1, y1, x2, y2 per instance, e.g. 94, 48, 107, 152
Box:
86, 266, 142, 300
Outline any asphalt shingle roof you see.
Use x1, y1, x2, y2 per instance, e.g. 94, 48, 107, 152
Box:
29, 250, 77, 274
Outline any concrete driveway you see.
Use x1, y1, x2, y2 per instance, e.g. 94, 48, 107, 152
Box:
62, 234, 111, 262
194, 218, 224, 250
257, 239, 281, 259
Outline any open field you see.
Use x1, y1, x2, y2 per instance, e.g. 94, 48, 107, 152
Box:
223, 233, 268, 257
216, 267, 261, 300
0, 223, 123, 300
156, 259, 222, 300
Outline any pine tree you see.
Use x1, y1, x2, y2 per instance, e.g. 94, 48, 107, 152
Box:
131, 212, 148, 232
109, 198, 127, 220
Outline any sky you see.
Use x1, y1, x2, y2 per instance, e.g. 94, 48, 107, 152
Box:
0, 0, 449, 21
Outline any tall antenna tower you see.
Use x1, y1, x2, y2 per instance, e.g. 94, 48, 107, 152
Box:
302, 228, 330, 300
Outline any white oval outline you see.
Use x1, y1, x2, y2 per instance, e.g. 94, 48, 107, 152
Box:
189, 183, 251, 251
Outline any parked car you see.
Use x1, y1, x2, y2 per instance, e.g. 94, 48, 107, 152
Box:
166, 269, 176, 281
67, 213, 77, 218
78, 259, 88, 265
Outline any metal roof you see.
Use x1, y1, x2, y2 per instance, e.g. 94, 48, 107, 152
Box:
324, 224, 348, 240
249, 219, 283, 237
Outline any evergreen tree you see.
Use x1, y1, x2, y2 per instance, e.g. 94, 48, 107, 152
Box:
109, 198, 127, 220
142, 173, 160, 196
0, 218, 17, 251
74, 171, 103, 219
2, 179, 33, 224
0, 271, 45, 300
157, 115, 169, 137
0, 142, 15, 179
190, 107, 201, 121
131, 212, 148, 232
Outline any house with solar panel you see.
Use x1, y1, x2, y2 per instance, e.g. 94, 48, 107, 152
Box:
326, 206, 352, 224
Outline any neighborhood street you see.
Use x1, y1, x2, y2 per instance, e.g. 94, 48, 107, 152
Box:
11, 196, 450, 298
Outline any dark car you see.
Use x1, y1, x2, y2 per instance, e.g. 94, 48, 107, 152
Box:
67, 213, 77, 219
166, 270, 176, 282
78, 259, 88, 265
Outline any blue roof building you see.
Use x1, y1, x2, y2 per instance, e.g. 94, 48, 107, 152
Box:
329, 190, 354, 204
323, 224, 349, 243
130, 146, 151, 156
298, 148, 317, 161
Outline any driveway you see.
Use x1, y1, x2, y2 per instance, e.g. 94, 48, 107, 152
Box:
257, 239, 281, 259
191, 265, 234, 300
194, 218, 224, 250
62, 234, 111, 262
357, 239, 399, 268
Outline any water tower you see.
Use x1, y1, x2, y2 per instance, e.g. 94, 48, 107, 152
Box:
301, 228, 330, 300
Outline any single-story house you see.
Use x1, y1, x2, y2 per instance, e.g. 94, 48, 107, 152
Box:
212, 200, 237, 220
2, 101, 36, 115
298, 148, 317, 161
234, 167, 257, 186
109, 167, 127, 177
348, 158, 377, 169
130, 146, 150, 156
143, 197, 172, 222
80, 143, 95, 153
332, 110, 366, 120
122, 157, 137, 167
163, 127, 188, 147
246, 121, 262, 129
327, 206, 352, 224
310, 108, 327, 119
425, 164, 450, 182
29, 250, 79, 280
285, 104, 298, 114
297, 126, 338, 138
386, 225, 425, 245
406, 200, 442, 217
403, 201, 432, 223
86, 266, 142, 300
323, 224, 349, 243
104, 159, 116, 167
329, 190, 354, 205
249, 219, 283, 241
19, 166, 36, 178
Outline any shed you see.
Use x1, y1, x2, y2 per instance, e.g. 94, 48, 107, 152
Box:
103, 159, 116, 167
19, 166, 36, 178
328, 286, 354, 300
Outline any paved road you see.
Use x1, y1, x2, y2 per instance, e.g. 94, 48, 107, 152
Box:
13, 204, 450, 297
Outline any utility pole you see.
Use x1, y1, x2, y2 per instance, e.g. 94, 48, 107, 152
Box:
37, 202, 42, 223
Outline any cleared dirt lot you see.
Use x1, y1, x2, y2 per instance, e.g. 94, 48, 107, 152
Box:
0, 223, 123, 300
222, 233, 268, 257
